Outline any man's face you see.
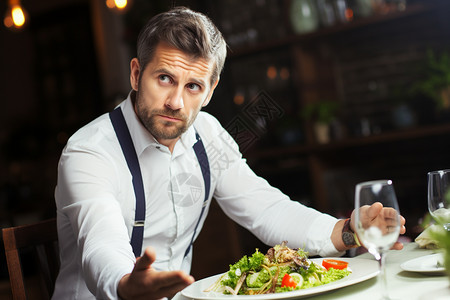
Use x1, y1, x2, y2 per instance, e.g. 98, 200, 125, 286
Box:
130, 42, 218, 148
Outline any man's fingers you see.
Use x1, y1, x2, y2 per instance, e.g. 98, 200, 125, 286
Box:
134, 247, 157, 271
120, 247, 195, 300
367, 202, 383, 219
400, 216, 406, 234
392, 241, 404, 250
151, 270, 195, 289
140, 270, 194, 300
383, 207, 398, 218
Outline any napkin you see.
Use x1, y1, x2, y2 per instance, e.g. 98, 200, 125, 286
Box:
415, 224, 441, 249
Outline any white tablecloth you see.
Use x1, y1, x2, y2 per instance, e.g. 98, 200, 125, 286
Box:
174, 243, 450, 300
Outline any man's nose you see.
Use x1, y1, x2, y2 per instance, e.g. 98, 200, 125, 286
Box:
165, 87, 184, 110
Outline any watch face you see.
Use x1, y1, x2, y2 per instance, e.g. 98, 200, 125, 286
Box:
343, 232, 356, 246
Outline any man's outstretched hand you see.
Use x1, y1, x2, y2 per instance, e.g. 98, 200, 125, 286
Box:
118, 247, 195, 300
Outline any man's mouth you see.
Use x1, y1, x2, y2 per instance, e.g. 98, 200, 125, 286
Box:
158, 114, 182, 122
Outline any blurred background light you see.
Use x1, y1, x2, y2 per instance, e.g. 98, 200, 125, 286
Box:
106, 0, 129, 12
3, 0, 28, 30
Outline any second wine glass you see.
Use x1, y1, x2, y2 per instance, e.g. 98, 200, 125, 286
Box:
428, 169, 450, 230
354, 180, 401, 300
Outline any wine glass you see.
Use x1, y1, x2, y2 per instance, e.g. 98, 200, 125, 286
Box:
354, 180, 401, 300
428, 169, 450, 230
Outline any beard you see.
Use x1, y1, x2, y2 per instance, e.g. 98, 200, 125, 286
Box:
134, 91, 196, 140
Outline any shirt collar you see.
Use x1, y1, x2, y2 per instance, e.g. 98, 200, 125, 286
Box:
119, 91, 198, 157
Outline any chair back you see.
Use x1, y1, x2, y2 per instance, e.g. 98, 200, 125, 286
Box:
2, 218, 59, 300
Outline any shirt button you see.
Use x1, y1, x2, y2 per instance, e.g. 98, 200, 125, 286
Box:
156, 146, 160, 149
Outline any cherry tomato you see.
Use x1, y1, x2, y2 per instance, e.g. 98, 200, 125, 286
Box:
281, 273, 297, 288
322, 259, 349, 270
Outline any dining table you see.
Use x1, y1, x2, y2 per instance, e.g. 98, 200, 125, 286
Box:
173, 242, 450, 300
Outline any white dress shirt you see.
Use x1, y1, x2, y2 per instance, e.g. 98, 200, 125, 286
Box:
52, 94, 341, 299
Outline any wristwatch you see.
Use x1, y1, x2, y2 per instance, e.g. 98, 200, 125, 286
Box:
342, 218, 361, 248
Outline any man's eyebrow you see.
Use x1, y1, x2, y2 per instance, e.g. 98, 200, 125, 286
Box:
153, 68, 207, 87
190, 77, 206, 88
153, 67, 173, 77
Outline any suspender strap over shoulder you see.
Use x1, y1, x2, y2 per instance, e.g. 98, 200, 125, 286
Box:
109, 107, 146, 258
184, 133, 210, 257
109, 107, 211, 259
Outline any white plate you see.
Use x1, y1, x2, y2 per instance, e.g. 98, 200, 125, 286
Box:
181, 258, 379, 300
400, 253, 446, 275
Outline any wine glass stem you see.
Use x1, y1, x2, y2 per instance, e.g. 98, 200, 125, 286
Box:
378, 251, 389, 299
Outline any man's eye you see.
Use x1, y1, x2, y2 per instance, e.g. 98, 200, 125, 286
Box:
187, 83, 200, 91
159, 75, 172, 83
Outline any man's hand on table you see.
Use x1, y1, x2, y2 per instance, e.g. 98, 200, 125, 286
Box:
118, 247, 195, 300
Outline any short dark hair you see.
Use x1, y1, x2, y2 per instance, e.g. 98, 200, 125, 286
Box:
136, 6, 227, 85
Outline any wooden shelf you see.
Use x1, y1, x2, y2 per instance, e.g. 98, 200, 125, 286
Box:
251, 122, 450, 159
216, 0, 450, 223
227, 3, 431, 59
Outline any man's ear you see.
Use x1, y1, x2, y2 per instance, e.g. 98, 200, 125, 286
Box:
130, 58, 140, 91
202, 78, 220, 107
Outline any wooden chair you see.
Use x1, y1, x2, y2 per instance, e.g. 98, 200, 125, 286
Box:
2, 218, 59, 300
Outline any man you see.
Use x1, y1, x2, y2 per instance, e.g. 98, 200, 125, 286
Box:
52, 6, 406, 300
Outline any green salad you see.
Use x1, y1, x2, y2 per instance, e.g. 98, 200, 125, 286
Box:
204, 242, 351, 295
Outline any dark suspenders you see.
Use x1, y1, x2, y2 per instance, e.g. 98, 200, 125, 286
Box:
109, 107, 210, 258
109, 108, 146, 257
186, 135, 210, 257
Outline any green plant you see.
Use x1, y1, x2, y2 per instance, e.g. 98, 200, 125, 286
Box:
411, 50, 450, 110
301, 100, 339, 125
430, 188, 450, 276
430, 224, 450, 275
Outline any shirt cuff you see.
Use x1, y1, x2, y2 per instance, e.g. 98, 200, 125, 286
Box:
308, 214, 345, 257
